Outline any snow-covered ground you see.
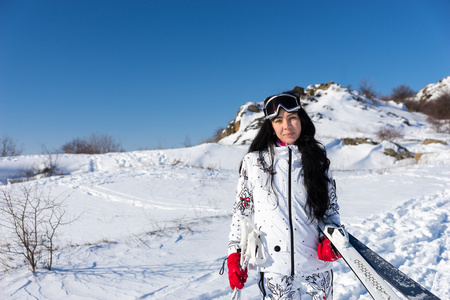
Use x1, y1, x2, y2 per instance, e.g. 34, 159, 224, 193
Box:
1, 84, 449, 299
0, 141, 448, 300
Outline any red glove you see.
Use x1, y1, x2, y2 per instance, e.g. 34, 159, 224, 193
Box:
227, 252, 248, 290
317, 236, 341, 261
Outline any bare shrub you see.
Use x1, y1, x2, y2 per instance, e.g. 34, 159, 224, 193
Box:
403, 99, 426, 112
86, 133, 124, 154
427, 117, 450, 133
0, 185, 76, 272
183, 136, 192, 147
202, 127, 225, 143
402, 92, 450, 122
8, 147, 63, 184
62, 133, 124, 154
0, 135, 22, 157
422, 92, 450, 120
61, 138, 90, 154
40, 145, 63, 177
390, 85, 416, 102
359, 78, 378, 100
170, 157, 184, 166
380, 94, 391, 101
155, 138, 167, 150
375, 127, 404, 141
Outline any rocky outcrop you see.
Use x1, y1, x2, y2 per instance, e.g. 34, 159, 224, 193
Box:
422, 139, 447, 145
218, 78, 449, 147
415, 76, 450, 103
383, 142, 415, 160
341, 138, 378, 145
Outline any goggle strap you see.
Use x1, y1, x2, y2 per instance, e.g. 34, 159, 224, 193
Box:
264, 94, 301, 119
265, 104, 301, 120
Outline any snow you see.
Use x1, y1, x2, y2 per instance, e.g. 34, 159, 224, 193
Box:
1, 86, 449, 299
415, 76, 450, 102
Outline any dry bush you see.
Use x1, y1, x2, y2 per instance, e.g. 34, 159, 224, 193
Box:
0, 135, 22, 157
422, 92, 450, 120
202, 127, 225, 143
62, 137, 91, 154
62, 133, 124, 154
403, 92, 450, 122
427, 117, 450, 133
40, 145, 63, 177
183, 136, 192, 147
359, 79, 378, 100
8, 147, 63, 184
0, 185, 76, 272
86, 133, 124, 154
403, 99, 426, 112
390, 84, 416, 102
375, 127, 404, 141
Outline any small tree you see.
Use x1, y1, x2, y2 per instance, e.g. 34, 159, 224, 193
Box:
0, 184, 74, 272
0, 135, 22, 157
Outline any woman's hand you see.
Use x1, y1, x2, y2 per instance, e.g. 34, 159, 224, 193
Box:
227, 252, 248, 290
317, 236, 341, 261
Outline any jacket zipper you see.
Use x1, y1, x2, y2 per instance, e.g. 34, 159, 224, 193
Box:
288, 147, 295, 276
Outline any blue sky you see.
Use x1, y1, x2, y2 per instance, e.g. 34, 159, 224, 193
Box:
1, 0, 449, 155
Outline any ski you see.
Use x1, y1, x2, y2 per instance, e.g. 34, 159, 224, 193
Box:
319, 223, 402, 300
349, 233, 440, 300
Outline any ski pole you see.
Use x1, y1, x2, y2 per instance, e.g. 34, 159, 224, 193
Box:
230, 256, 249, 300
231, 219, 250, 300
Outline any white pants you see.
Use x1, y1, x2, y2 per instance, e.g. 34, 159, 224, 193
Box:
258, 270, 333, 300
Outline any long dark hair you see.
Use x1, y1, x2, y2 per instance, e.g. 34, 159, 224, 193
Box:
247, 90, 331, 222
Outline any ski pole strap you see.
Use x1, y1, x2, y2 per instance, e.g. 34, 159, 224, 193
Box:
219, 257, 227, 275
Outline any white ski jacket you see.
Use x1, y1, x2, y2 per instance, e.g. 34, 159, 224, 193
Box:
228, 145, 340, 277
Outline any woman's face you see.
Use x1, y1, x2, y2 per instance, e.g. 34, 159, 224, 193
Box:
271, 108, 302, 145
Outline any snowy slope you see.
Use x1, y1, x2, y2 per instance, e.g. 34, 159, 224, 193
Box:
219, 82, 448, 170
0, 142, 449, 299
1, 80, 450, 299
218, 83, 428, 145
415, 76, 450, 102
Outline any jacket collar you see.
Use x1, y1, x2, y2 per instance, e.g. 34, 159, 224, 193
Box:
273, 144, 302, 161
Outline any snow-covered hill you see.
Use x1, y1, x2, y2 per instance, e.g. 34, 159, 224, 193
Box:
219, 81, 449, 170
415, 76, 450, 103
0, 79, 450, 299
218, 81, 445, 146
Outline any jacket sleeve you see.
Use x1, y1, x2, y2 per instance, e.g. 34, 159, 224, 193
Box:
324, 170, 341, 226
228, 156, 254, 255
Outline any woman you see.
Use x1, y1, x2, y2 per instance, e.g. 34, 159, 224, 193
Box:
227, 90, 341, 299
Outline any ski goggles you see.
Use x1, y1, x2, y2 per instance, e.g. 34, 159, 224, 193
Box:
263, 94, 301, 120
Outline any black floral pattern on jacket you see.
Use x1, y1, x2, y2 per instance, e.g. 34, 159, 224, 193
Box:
233, 168, 254, 217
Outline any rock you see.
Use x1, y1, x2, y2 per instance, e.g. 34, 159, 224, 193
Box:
383, 143, 414, 160
341, 138, 378, 145
422, 139, 447, 145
